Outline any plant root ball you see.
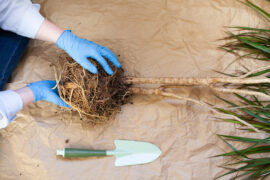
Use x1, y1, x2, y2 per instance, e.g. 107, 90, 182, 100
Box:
57, 54, 131, 125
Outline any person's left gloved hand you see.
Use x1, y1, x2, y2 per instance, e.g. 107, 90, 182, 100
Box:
27, 80, 70, 107
56, 30, 121, 75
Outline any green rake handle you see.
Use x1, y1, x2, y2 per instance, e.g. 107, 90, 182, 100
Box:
57, 148, 107, 158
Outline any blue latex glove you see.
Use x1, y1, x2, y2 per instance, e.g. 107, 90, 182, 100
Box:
27, 80, 70, 108
56, 30, 121, 75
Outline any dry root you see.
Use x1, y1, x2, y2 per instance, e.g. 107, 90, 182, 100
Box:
56, 54, 131, 125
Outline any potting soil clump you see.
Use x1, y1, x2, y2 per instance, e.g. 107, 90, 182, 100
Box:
57, 54, 131, 125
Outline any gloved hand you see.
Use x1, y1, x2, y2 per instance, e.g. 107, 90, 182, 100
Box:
56, 30, 121, 75
27, 80, 70, 107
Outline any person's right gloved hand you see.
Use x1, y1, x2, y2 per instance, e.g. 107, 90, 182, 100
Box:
56, 30, 121, 75
27, 80, 70, 108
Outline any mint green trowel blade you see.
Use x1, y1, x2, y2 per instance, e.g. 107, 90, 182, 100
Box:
107, 140, 162, 167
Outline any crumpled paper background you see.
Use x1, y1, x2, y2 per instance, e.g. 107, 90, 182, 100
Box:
1, 0, 269, 179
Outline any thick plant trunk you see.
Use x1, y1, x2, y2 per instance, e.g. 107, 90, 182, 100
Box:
125, 77, 270, 85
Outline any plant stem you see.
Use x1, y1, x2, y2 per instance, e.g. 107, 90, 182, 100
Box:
125, 77, 270, 85
211, 87, 270, 99
130, 87, 262, 133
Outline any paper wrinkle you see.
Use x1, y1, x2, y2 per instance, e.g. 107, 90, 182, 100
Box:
1, 0, 270, 179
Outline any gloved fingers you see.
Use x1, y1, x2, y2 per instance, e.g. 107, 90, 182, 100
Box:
52, 85, 60, 95
57, 99, 71, 108
47, 80, 57, 89
75, 57, 98, 74
47, 80, 61, 96
91, 54, 113, 75
49, 92, 71, 108
99, 46, 121, 68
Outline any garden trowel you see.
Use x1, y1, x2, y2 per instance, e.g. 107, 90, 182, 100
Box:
57, 140, 162, 166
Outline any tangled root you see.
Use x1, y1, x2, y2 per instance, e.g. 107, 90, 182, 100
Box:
56, 54, 131, 125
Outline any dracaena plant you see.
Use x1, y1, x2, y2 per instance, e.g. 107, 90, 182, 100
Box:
215, 0, 270, 179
